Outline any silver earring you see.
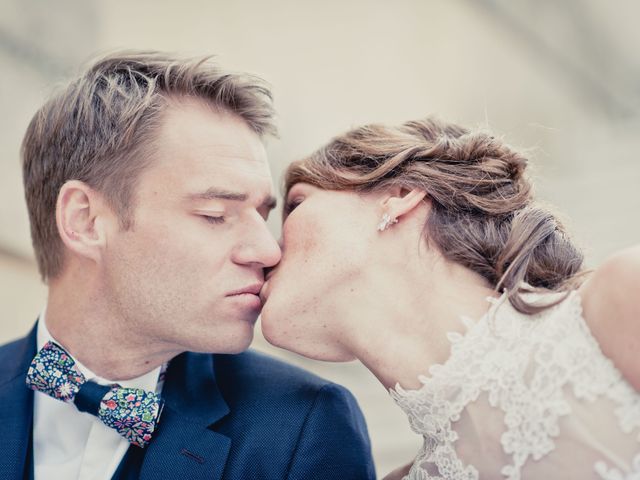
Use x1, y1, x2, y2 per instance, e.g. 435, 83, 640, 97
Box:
377, 213, 398, 232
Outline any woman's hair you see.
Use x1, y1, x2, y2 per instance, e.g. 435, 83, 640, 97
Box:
284, 117, 585, 314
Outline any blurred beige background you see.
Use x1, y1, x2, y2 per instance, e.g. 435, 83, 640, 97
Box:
1, 0, 639, 475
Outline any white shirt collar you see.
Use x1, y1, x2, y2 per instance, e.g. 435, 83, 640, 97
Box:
37, 309, 163, 393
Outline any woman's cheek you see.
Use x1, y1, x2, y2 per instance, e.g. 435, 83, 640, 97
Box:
283, 214, 322, 255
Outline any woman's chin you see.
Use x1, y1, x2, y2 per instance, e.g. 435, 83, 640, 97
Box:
259, 309, 290, 349
260, 302, 356, 361
295, 348, 356, 363
262, 323, 353, 362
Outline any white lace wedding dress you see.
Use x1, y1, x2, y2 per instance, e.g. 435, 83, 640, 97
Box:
390, 290, 640, 480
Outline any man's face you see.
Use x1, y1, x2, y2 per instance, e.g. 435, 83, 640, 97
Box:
102, 99, 281, 355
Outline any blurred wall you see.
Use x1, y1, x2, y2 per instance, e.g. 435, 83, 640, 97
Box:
1, 0, 639, 475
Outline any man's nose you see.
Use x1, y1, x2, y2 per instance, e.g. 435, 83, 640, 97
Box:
262, 237, 284, 280
260, 234, 282, 268
233, 224, 282, 268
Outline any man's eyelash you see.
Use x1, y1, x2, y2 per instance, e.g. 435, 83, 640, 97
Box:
203, 215, 225, 224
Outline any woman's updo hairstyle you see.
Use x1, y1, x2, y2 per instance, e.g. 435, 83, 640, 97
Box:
284, 117, 584, 314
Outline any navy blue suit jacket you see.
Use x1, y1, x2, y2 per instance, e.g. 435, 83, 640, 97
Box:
0, 324, 376, 479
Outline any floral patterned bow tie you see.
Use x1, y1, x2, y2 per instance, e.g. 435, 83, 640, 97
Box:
26, 341, 164, 448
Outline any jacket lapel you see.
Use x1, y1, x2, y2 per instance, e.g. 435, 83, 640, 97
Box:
140, 352, 231, 480
0, 324, 37, 480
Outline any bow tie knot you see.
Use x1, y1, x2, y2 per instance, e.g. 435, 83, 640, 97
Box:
26, 341, 163, 448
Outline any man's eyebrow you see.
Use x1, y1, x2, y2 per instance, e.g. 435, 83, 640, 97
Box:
187, 188, 248, 202
187, 188, 277, 210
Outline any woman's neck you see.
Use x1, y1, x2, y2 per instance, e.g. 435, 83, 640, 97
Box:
338, 258, 498, 391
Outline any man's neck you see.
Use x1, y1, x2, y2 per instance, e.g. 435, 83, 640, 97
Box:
45, 282, 181, 381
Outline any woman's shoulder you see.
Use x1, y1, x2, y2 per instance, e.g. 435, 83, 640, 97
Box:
578, 245, 640, 391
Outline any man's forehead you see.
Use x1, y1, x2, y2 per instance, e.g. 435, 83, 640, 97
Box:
158, 99, 268, 162
148, 100, 276, 201
210, 149, 271, 173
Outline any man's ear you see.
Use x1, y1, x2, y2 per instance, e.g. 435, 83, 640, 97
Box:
380, 186, 428, 221
55, 180, 111, 265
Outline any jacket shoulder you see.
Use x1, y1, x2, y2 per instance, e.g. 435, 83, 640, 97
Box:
0, 329, 36, 384
212, 348, 360, 419
214, 350, 375, 480
212, 350, 375, 479
0, 336, 28, 359
213, 349, 333, 397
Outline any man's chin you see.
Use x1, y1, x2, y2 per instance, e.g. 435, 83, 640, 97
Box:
224, 324, 256, 354
227, 333, 255, 354
186, 325, 255, 354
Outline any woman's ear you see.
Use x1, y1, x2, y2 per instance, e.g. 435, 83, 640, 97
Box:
380, 187, 428, 221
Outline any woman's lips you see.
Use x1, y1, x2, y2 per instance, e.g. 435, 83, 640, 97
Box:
259, 281, 270, 303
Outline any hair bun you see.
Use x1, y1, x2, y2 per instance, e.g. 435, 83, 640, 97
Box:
285, 116, 584, 314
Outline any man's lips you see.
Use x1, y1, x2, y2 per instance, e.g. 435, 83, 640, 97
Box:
226, 283, 264, 296
226, 283, 264, 313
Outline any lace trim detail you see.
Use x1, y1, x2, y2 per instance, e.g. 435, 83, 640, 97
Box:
595, 454, 640, 480
390, 290, 640, 480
